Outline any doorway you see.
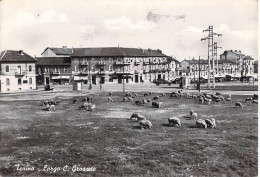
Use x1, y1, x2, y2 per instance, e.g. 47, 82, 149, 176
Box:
92, 76, 96, 84
46, 77, 50, 85
135, 75, 138, 83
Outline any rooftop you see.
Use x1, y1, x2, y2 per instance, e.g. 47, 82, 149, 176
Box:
36, 57, 71, 66
0, 50, 37, 63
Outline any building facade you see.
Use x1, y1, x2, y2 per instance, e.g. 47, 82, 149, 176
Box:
41, 46, 73, 57
70, 47, 179, 84
0, 50, 37, 92
36, 57, 71, 85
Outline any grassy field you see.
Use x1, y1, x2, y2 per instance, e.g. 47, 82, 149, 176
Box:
0, 90, 258, 176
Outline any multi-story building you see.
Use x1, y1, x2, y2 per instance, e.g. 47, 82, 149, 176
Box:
242, 56, 254, 76
36, 57, 71, 85
179, 59, 209, 80
70, 47, 178, 84
0, 50, 37, 92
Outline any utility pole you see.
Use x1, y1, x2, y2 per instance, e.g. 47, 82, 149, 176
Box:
214, 42, 222, 76
118, 47, 126, 92
198, 56, 201, 92
201, 26, 222, 89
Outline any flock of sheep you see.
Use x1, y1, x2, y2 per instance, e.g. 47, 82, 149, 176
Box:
108, 90, 257, 129
40, 90, 257, 130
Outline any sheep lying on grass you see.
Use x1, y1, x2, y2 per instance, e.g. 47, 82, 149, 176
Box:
108, 97, 113, 102
152, 102, 162, 108
125, 92, 132, 97
140, 119, 153, 129
123, 97, 133, 102
80, 102, 96, 111
129, 113, 146, 121
133, 93, 138, 98
205, 118, 216, 128
108, 92, 112, 96
235, 102, 243, 108
196, 119, 207, 128
153, 96, 160, 100
46, 104, 55, 111
168, 117, 181, 127
161, 93, 166, 97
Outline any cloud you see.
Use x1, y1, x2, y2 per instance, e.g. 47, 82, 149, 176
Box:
146, 11, 169, 23
105, 16, 154, 31
182, 26, 202, 33
175, 15, 185, 21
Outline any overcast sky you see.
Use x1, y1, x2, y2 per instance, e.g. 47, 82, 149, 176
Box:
0, 0, 258, 60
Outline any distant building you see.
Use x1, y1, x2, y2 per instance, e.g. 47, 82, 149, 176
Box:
36, 57, 71, 85
0, 50, 37, 92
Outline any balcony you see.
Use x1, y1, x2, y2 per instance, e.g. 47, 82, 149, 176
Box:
79, 62, 88, 66
134, 61, 141, 65
97, 71, 106, 75
15, 72, 25, 77
115, 61, 131, 65
52, 71, 60, 76
76, 71, 88, 76
114, 71, 132, 75
96, 61, 106, 66
143, 61, 150, 65
134, 70, 140, 74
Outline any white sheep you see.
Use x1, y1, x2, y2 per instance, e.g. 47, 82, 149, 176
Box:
235, 102, 243, 108
168, 117, 181, 127
199, 97, 204, 104
204, 98, 212, 105
133, 93, 138, 98
186, 93, 192, 98
191, 112, 198, 119
225, 97, 232, 103
196, 119, 207, 128
252, 100, 258, 104
246, 97, 253, 101
205, 118, 216, 128
140, 119, 153, 129
48, 104, 55, 111
129, 113, 146, 121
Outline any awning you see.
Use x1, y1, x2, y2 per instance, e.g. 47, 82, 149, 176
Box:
52, 76, 61, 80
61, 76, 70, 79
74, 76, 88, 80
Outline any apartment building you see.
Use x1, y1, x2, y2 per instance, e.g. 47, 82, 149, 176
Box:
0, 50, 37, 92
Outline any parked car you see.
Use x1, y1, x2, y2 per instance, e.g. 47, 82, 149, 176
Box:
153, 79, 172, 85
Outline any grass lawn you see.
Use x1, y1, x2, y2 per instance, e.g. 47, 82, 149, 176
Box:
0, 91, 258, 176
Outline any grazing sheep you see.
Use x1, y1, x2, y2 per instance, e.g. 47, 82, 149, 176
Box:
192, 95, 198, 98
196, 119, 207, 128
186, 93, 192, 98
253, 100, 258, 104
216, 92, 221, 95
204, 98, 212, 105
212, 95, 219, 100
129, 113, 146, 121
133, 93, 138, 98
191, 112, 198, 119
80, 102, 96, 111
168, 117, 181, 127
135, 100, 141, 105
123, 97, 133, 102
86, 97, 93, 102
148, 91, 153, 95
190, 110, 194, 116
235, 102, 243, 108
147, 99, 151, 103
125, 92, 132, 97
140, 119, 153, 129
152, 102, 162, 108
153, 96, 160, 100
214, 98, 222, 103
73, 98, 78, 104
161, 93, 166, 97
144, 92, 148, 97
205, 118, 216, 128
227, 94, 232, 98
41, 100, 49, 106
48, 104, 56, 111
218, 95, 225, 100
48, 100, 60, 105
246, 97, 253, 101
205, 94, 212, 99
108, 97, 113, 102
199, 97, 204, 104
108, 92, 112, 96
225, 97, 232, 103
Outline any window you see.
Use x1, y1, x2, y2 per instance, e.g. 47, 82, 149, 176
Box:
75, 66, 78, 72
92, 66, 95, 72
45, 67, 49, 73
109, 65, 113, 72
17, 65, 21, 73
55, 67, 58, 72
6, 78, 10, 85
29, 78, 32, 84
6, 65, 9, 72
64, 67, 68, 72
29, 65, 32, 72
18, 78, 22, 85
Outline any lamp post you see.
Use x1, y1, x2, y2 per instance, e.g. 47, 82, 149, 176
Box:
118, 47, 126, 92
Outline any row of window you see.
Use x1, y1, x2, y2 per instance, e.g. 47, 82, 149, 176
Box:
5, 78, 33, 85
5, 65, 33, 72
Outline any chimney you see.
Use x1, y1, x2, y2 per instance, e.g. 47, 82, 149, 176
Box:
19, 50, 24, 55
156, 49, 162, 54
62, 46, 67, 49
